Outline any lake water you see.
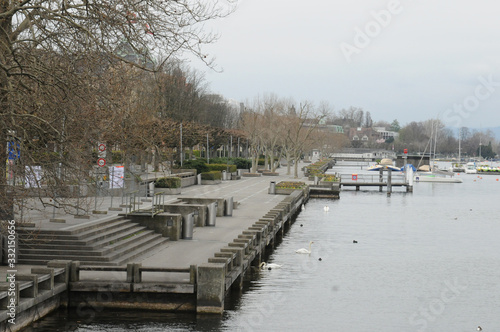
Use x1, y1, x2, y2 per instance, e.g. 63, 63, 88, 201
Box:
23, 162, 500, 332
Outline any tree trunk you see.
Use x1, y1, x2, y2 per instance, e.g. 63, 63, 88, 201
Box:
293, 156, 300, 178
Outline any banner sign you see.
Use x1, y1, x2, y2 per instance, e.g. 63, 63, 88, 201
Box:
110, 166, 124, 188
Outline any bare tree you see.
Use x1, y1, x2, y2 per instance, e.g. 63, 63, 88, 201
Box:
240, 109, 264, 173
283, 101, 327, 178
0, 0, 236, 218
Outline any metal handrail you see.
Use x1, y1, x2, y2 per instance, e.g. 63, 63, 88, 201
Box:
339, 173, 406, 183
152, 191, 165, 217
125, 190, 139, 216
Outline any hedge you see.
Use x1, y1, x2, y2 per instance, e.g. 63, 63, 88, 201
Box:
155, 177, 181, 188
209, 157, 252, 169
207, 164, 237, 173
178, 159, 209, 175
201, 171, 222, 180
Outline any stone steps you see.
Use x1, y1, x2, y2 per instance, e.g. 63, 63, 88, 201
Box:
20, 224, 145, 248
17, 217, 168, 266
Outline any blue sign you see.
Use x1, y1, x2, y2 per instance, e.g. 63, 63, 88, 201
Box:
7, 141, 20, 160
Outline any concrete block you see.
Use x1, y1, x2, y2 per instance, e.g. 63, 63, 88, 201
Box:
31, 268, 54, 291
197, 263, 226, 314
129, 213, 182, 240
17, 274, 38, 298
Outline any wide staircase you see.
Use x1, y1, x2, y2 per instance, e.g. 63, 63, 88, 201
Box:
17, 217, 168, 266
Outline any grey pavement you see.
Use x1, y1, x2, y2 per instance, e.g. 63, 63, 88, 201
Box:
2, 162, 314, 281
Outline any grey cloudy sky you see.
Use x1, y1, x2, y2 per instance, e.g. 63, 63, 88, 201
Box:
191, 0, 500, 129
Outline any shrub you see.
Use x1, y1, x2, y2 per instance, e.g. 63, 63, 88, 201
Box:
201, 171, 222, 181
207, 164, 237, 173
275, 181, 306, 189
230, 157, 252, 169
321, 175, 338, 182
178, 159, 209, 174
155, 177, 181, 188
208, 157, 252, 169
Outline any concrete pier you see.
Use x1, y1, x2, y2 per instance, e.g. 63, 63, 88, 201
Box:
1, 162, 318, 329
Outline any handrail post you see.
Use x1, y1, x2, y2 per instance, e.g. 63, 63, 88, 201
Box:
190, 265, 197, 284
126, 263, 134, 283
133, 263, 142, 283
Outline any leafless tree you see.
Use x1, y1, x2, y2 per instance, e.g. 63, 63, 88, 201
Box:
0, 0, 236, 219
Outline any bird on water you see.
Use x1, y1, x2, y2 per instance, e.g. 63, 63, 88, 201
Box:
477, 326, 482, 331
353, 240, 358, 243
259, 262, 282, 270
296, 241, 314, 254
324, 206, 329, 211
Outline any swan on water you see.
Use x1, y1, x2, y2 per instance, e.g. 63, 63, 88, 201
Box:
296, 241, 314, 254
259, 262, 282, 270
324, 206, 329, 211
477, 326, 482, 331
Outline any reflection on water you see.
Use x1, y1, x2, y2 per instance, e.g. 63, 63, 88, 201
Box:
23, 163, 500, 332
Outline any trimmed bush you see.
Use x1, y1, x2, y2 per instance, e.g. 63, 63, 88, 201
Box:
201, 171, 222, 180
275, 181, 306, 189
155, 177, 181, 188
178, 159, 209, 175
230, 157, 252, 169
208, 157, 252, 169
321, 175, 338, 182
207, 163, 237, 173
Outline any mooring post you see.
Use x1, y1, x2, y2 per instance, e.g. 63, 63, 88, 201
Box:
387, 169, 392, 196
379, 169, 383, 192
407, 167, 414, 192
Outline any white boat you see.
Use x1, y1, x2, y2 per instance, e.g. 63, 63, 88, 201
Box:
414, 172, 463, 183
464, 162, 477, 174
452, 163, 465, 172
413, 120, 463, 183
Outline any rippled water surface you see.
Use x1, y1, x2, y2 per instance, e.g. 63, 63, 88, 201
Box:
24, 163, 500, 332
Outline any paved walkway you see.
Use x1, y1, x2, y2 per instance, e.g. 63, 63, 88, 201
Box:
2, 163, 313, 281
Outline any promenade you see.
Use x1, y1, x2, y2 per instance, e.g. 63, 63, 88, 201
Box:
2, 162, 313, 280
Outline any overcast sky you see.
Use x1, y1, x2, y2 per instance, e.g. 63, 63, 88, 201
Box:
190, 0, 500, 129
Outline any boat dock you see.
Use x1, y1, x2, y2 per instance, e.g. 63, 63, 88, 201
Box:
339, 172, 413, 193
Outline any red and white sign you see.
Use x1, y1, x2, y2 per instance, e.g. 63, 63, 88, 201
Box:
97, 158, 106, 167
98, 143, 106, 152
